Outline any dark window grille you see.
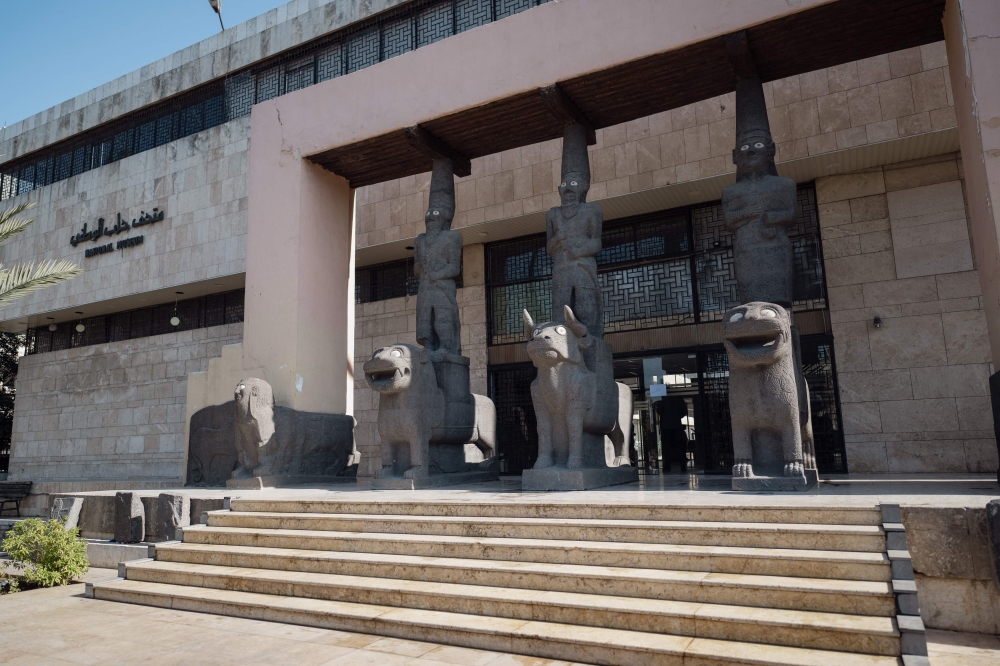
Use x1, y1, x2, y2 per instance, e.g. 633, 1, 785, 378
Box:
486, 186, 826, 344
24, 289, 244, 355
0, 0, 552, 204
355, 257, 465, 304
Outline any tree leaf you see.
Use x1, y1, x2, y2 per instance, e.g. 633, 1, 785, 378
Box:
0, 259, 82, 308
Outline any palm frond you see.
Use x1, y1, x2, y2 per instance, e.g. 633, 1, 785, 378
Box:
0, 201, 36, 245
0, 259, 82, 308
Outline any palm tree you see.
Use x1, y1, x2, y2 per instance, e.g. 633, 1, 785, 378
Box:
0, 202, 81, 307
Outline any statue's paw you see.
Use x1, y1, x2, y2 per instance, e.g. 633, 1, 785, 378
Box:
403, 466, 428, 479
784, 461, 805, 477
533, 454, 555, 469
373, 467, 392, 479
732, 462, 753, 478
566, 455, 584, 470
613, 456, 631, 467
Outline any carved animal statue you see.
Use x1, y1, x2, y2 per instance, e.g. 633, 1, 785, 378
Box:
364, 344, 496, 480
523, 305, 633, 469
231, 378, 357, 480
722, 302, 805, 480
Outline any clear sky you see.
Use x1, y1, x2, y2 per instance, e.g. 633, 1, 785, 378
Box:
0, 0, 289, 130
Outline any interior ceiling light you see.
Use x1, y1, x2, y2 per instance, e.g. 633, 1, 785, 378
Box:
74, 312, 85, 333
171, 295, 181, 327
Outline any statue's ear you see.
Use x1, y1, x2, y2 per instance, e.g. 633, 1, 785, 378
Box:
564, 305, 589, 339
522, 310, 535, 340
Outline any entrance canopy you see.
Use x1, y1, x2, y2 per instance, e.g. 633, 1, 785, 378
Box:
310, 0, 945, 187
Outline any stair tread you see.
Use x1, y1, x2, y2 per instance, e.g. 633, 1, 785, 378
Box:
187, 525, 889, 564
219, 511, 884, 534
92, 578, 900, 666
127, 559, 898, 636
157, 541, 893, 597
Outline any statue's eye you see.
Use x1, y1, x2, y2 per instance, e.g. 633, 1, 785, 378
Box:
570, 181, 578, 186
560, 182, 566, 187
754, 142, 765, 149
390, 349, 403, 357
761, 308, 777, 318
432, 210, 439, 216
238, 384, 245, 390
555, 326, 567, 335
729, 312, 743, 323
740, 145, 749, 151
532, 329, 540, 338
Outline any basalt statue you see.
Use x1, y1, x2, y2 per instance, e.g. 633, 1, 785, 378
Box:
368, 158, 499, 489
520, 123, 637, 490
523, 306, 633, 472
723, 303, 810, 491
227, 377, 358, 489
721, 32, 815, 488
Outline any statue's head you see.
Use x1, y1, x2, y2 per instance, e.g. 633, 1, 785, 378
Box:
722, 302, 792, 368
732, 130, 776, 175
234, 378, 275, 446
559, 172, 590, 206
523, 305, 591, 368
426, 158, 455, 232
363, 343, 427, 393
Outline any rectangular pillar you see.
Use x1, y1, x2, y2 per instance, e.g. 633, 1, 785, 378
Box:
944, 0, 1000, 475
243, 102, 355, 415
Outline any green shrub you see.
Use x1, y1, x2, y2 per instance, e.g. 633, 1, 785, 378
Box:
1, 518, 89, 588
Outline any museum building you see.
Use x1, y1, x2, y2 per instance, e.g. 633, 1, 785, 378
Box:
0, 0, 996, 501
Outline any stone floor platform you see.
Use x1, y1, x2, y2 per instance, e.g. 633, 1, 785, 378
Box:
0, 569, 995, 665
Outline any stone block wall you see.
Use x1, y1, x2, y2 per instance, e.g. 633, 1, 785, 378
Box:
817, 153, 996, 473
7, 323, 243, 483
352, 245, 487, 477
354, 42, 956, 249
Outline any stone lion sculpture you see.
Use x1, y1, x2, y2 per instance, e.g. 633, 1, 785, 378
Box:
363, 344, 496, 481
230, 377, 357, 482
722, 302, 807, 488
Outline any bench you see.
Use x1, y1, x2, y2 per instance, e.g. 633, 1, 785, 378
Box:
0, 482, 31, 517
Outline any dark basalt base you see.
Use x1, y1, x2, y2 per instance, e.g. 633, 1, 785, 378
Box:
731, 468, 818, 492
522, 465, 638, 491
227, 475, 357, 489
371, 469, 499, 490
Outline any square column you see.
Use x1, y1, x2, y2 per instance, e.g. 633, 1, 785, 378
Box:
944, 0, 1000, 473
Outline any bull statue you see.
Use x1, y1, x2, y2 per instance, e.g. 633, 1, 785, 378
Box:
522, 305, 633, 470
364, 344, 496, 483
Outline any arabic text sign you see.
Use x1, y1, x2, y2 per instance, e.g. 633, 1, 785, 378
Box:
71, 207, 163, 258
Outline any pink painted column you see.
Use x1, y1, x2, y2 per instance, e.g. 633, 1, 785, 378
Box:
243, 101, 355, 415
944, 0, 1000, 474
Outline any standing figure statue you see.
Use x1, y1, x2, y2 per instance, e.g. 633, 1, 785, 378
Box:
547, 123, 603, 338
415, 158, 463, 355
721, 31, 816, 489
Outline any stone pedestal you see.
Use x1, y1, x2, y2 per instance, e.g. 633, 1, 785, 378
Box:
732, 469, 818, 492
114, 492, 144, 543
522, 465, 638, 491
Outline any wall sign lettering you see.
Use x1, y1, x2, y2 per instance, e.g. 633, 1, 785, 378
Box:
70, 207, 163, 258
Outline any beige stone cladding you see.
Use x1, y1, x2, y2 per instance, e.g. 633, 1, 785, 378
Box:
7, 323, 243, 484
353, 42, 956, 250
818, 152, 995, 474
0, 117, 250, 324
353, 246, 487, 478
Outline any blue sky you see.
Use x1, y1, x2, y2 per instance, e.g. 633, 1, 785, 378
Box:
0, 0, 288, 128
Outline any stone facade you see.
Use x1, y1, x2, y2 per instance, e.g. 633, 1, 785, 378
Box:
7, 323, 243, 483
818, 153, 995, 473
353, 245, 487, 478
354, 42, 956, 249
0, 117, 250, 324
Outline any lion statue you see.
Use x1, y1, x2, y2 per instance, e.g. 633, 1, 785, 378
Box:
722, 302, 807, 486
363, 344, 496, 481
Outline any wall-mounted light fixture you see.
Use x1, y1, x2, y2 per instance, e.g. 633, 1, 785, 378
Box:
873, 315, 883, 329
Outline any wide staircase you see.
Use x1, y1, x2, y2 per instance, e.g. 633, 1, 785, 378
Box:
92, 499, 904, 665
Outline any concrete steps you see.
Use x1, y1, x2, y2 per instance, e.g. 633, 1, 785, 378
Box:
91, 498, 905, 665
181, 525, 891, 580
